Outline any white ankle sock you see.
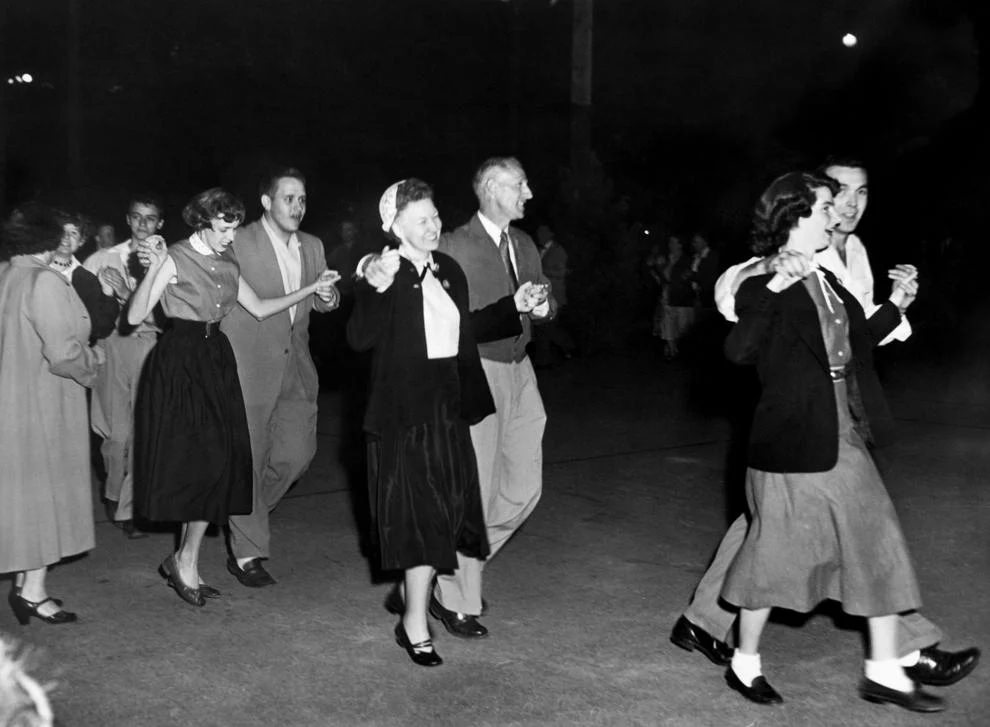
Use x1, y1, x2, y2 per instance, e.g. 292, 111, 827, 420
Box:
899, 650, 921, 667
865, 659, 913, 692
731, 650, 763, 687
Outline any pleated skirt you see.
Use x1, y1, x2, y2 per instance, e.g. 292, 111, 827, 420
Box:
367, 358, 490, 571
722, 379, 922, 617
134, 320, 252, 524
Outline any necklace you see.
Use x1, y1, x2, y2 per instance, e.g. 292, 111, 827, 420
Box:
51, 257, 72, 268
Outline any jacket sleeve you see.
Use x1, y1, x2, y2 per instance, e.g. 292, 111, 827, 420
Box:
865, 300, 903, 347
346, 277, 393, 352
72, 266, 120, 341
723, 275, 777, 365
471, 296, 523, 343
32, 272, 103, 386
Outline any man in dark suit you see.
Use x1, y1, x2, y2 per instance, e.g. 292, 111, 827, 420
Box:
221, 167, 339, 587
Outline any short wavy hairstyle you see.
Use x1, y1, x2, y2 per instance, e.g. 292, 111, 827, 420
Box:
384, 178, 434, 245
0, 203, 67, 260
259, 166, 305, 199
181, 188, 245, 231
750, 171, 838, 256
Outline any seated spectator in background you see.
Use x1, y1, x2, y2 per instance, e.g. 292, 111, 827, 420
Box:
1, 203, 104, 627
82, 194, 167, 536
49, 211, 121, 343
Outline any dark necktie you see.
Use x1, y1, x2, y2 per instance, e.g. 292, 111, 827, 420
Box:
499, 230, 519, 289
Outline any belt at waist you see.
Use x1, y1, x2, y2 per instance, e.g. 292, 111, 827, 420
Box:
171, 318, 223, 339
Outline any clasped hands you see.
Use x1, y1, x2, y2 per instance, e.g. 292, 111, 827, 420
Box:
363, 247, 548, 312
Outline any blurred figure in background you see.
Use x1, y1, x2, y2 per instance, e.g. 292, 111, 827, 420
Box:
657, 234, 695, 360
532, 223, 575, 366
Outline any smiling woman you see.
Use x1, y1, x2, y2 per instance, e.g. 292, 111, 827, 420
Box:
126, 187, 337, 609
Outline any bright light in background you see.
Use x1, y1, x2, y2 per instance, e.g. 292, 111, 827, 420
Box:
7, 73, 36, 84
21, 73, 33, 83
842, 33, 858, 48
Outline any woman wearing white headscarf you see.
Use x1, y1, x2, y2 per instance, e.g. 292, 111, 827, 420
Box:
348, 178, 540, 666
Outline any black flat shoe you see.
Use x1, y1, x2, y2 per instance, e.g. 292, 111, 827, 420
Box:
725, 668, 783, 705
395, 622, 443, 667
390, 585, 488, 617
159, 555, 205, 607
198, 583, 222, 599
8, 592, 77, 626
859, 678, 945, 713
905, 645, 980, 687
670, 615, 732, 666
429, 593, 488, 639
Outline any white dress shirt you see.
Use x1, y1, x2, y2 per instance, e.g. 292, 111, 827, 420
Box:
477, 212, 549, 318
261, 215, 303, 322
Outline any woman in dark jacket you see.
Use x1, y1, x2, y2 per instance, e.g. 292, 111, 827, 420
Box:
348, 179, 538, 666
719, 171, 942, 713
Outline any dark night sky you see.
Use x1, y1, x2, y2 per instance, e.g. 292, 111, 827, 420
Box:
1, 0, 986, 245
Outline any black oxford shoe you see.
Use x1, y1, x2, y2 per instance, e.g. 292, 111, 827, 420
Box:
429, 593, 488, 639
725, 668, 783, 705
670, 615, 732, 666
905, 645, 980, 687
859, 678, 945, 713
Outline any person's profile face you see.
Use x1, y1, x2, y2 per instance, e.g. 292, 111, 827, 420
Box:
127, 203, 164, 242
394, 197, 441, 257
796, 186, 838, 253
825, 165, 868, 234
488, 165, 532, 223
263, 177, 307, 235
202, 217, 240, 253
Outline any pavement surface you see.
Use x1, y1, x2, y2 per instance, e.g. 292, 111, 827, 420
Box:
2, 317, 988, 726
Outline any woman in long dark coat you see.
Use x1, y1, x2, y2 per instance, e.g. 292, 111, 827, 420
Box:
720, 171, 942, 713
348, 179, 538, 666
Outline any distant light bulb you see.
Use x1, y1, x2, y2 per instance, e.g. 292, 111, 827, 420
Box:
842, 33, 857, 48
6, 78, 13, 85
21, 73, 33, 83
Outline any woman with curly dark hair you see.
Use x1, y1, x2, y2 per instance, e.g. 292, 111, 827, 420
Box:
1, 204, 103, 625
128, 187, 337, 607
718, 172, 941, 712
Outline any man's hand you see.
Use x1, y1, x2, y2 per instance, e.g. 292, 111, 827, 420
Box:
514, 282, 537, 312
364, 247, 400, 291
315, 270, 341, 306
765, 249, 813, 293
98, 266, 130, 300
888, 264, 919, 311
136, 235, 167, 269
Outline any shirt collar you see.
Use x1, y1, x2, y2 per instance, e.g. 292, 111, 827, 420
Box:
261, 215, 300, 251
188, 232, 215, 256
477, 211, 505, 246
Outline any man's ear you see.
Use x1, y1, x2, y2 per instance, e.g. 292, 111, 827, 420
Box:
261, 194, 272, 213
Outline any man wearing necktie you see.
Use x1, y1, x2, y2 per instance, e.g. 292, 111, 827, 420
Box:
428, 157, 555, 637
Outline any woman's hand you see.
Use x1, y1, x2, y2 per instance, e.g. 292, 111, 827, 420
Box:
364, 248, 401, 291
514, 282, 537, 312
136, 235, 167, 269
315, 269, 341, 304
98, 266, 130, 299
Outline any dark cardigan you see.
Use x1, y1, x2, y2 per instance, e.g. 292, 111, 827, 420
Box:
347, 252, 521, 435
725, 269, 902, 473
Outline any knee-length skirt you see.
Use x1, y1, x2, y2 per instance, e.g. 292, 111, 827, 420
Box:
134, 320, 252, 524
721, 379, 921, 617
367, 358, 490, 572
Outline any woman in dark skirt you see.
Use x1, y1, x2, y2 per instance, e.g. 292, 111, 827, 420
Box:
719, 171, 942, 712
348, 179, 538, 666
128, 188, 336, 607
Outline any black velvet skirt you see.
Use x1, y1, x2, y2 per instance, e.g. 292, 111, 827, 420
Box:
367, 357, 490, 571
134, 319, 252, 524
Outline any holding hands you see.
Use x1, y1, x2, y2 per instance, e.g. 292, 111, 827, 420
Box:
887, 264, 918, 312
315, 269, 342, 304
98, 266, 130, 300
136, 235, 168, 269
364, 248, 401, 291
766, 249, 814, 292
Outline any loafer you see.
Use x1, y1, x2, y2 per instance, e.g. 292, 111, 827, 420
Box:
725, 668, 783, 705
670, 615, 732, 666
429, 593, 488, 639
859, 678, 945, 713
905, 645, 980, 687
226, 557, 276, 588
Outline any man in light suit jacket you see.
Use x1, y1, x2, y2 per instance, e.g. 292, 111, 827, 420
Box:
221, 167, 339, 587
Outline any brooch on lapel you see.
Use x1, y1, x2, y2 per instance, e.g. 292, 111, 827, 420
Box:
441, 279, 450, 290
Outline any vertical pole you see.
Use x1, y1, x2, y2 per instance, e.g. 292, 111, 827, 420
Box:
0, 2, 9, 210
571, 0, 593, 181
67, 0, 83, 190
509, 0, 522, 150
